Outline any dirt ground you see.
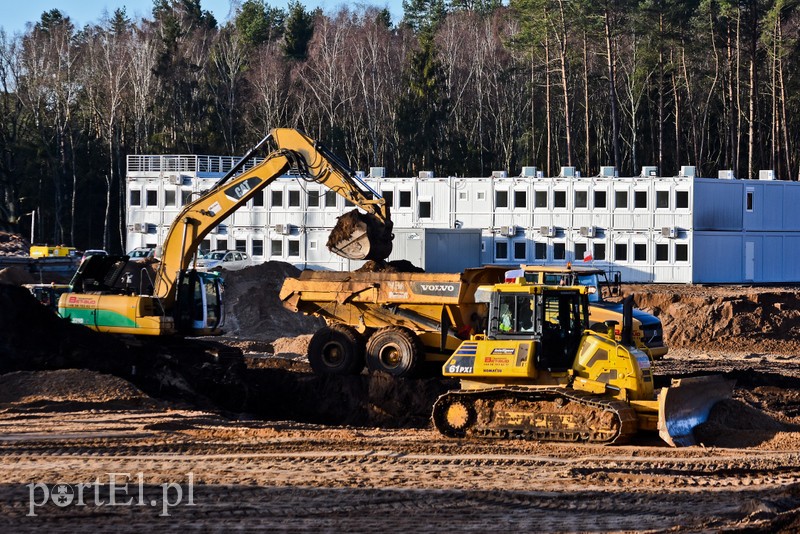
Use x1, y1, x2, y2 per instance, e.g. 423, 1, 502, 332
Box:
4, 254, 800, 531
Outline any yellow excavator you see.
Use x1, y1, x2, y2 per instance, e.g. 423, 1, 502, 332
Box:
432, 274, 733, 447
58, 128, 393, 336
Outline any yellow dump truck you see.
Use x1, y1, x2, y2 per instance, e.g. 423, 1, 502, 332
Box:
279, 266, 510, 377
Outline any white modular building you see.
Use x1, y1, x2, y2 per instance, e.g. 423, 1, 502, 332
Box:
125, 155, 800, 283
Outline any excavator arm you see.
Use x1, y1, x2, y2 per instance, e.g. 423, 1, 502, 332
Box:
153, 128, 393, 308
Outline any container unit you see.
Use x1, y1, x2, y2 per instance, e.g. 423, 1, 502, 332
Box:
651, 229, 692, 283
415, 177, 451, 228
492, 177, 532, 230
452, 177, 493, 229
384, 177, 416, 228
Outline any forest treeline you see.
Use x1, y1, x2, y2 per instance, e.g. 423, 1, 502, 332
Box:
0, 0, 798, 251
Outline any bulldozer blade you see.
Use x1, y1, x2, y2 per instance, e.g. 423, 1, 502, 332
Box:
658, 375, 735, 447
327, 210, 393, 261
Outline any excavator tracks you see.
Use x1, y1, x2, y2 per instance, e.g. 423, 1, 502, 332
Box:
432, 387, 639, 445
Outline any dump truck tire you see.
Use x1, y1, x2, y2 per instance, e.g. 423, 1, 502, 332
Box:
307, 324, 365, 375
366, 326, 423, 377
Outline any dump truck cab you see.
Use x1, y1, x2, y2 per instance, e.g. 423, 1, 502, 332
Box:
520, 264, 667, 359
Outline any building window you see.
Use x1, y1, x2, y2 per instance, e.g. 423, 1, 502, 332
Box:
534, 242, 547, 260
575, 190, 588, 209
146, 190, 158, 207
253, 191, 264, 207
309, 240, 317, 250
325, 190, 337, 207
271, 190, 283, 208
554, 191, 567, 208
252, 239, 264, 256
614, 191, 628, 209
288, 240, 300, 256
308, 190, 319, 207
746, 189, 754, 212
382, 190, 394, 207
594, 190, 607, 208
634, 243, 647, 261
534, 190, 548, 208
495, 190, 509, 208
553, 243, 566, 260
181, 190, 193, 205
514, 190, 527, 208
288, 190, 300, 207
634, 191, 647, 209
458, 191, 468, 201
676, 190, 689, 209
164, 189, 176, 207
615, 243, 628, 261
594, 243, 606, 261
399, 190, 412, 208
513, 241, 526, 260
271, 240, 282, 256
477, 191, 486, 201
676, 243, 689, 262
656, 190, 669, 209
130, 189, 141, 206
574, 243, 587, 262
419, 200, 432, 218
235, 239, 246, 252
656, 244, 668, 262
495, 241, 508, 260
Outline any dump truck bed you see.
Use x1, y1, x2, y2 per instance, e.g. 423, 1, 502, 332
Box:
280, 266, 508, 356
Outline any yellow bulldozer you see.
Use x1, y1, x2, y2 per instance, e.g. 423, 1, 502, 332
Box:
432, 275, 733, 447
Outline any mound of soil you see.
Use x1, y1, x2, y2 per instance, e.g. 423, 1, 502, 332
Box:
220, 262, 324, 340
0, 266, 35, 285
0, 231, 30, 256
356, 259, 425, 273
0, 369, 150, 405
624, 285, 800, 354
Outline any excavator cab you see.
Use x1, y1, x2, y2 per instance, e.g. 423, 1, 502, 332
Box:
174, 270, 224, 336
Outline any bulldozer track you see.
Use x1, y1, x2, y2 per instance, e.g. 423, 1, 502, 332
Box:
432, 387, 639, 444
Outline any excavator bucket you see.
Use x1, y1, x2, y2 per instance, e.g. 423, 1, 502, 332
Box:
327, 209, 393, 261
657, 375, 736, 447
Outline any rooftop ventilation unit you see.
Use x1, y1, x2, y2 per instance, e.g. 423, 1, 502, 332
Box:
641, 166, 658, 177
355, 170, 365, 179
718, 170, 735, 180
679, 165, 696, 177
579, 226, 596, 237
369, 167, 385, 178
169, 174, 185, 185
559, 167, 576, 178
492, 170, 508, 178
132, 223, 148, 234
759, 170, 776, 181
418, 170, 434, 179
600, 166, 618, 178
521, 166, 538, 177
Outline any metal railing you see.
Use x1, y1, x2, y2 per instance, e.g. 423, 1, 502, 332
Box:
127, 155, 265, 174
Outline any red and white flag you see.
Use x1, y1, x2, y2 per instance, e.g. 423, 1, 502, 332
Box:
583, 251, 593, 262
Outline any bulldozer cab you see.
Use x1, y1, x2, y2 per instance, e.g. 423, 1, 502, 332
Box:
483, 284, 589, 371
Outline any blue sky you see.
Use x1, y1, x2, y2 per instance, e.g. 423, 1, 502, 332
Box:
1, 0, 404, 36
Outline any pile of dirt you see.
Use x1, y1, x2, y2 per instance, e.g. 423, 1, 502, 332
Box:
624, 285, 800, 354
0, 369, 150, 405
694, 398, 790, 448
220, 261, 324, 340
0, 231, 29, 256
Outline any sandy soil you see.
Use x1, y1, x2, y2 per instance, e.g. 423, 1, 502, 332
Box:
4, 253, 800, 530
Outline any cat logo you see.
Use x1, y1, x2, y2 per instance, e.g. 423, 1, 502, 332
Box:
224, 177, 262, 201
